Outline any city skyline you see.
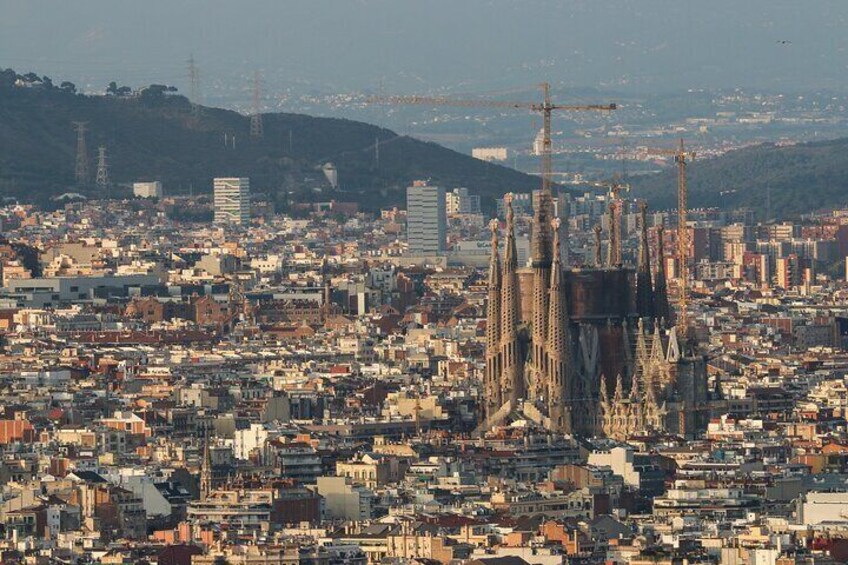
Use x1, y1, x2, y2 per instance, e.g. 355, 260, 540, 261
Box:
2, 1, 847, 100
2, 3, 848, 564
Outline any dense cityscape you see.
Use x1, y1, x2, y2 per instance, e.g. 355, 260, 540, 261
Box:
3, 164, 848, 563
5, 2, 848, 565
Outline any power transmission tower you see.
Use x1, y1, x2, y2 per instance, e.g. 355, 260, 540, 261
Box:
73, 122, 89, 185
95, 145, 109, 190
250, 71, 263, 139
187, 54, 201, 117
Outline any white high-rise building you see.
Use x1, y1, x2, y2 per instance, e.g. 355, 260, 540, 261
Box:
213, 177, 250, 225
532, 128, 545, 156
406, 181, 446, 255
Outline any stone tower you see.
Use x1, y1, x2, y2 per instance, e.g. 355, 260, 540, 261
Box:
636, 201, 655, 319
545, 219, 571, 433
654, 225, 671, 325
200, 432, 213, 500
499, 195, 524, 408
484, 219, 503, 421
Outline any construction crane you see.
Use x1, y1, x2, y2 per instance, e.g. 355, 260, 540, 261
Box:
638, 139, 696, 329
368, 83, 616, 201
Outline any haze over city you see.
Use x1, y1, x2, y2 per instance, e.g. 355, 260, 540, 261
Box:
4, 3, 848, 565
2, 0, 848, 97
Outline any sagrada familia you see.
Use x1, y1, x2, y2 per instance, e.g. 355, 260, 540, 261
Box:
482, 189, 709, 439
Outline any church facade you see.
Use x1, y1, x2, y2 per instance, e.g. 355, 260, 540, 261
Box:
482, 192, 709, 439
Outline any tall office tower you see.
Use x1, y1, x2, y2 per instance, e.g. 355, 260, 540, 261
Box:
406, 181, 446, 255
213, 177, 250, 225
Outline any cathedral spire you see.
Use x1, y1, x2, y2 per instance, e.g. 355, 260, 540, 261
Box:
607, 373, 626, 439
654, 225, 671, 325
546, 219, 570, 433
593, 224, 603, 268
629, 370, 640, 401
547, 219, 566, 354
606, 201, 620, 267
600, 376, 609, 408
636, 201, 655, 319
200, 431, 213, 500
531, 189, 553, 266
637, 202, 651, 272
500, 194, 524, 405
599, 374, 611, 437
485, 219, 503, 419
636, 317, 647, 357
613, 373, 624, 404
628, 370, 642, 432
487, 219, 502, 349
502, 196, 519, 333
644, 376, 662, 431
531, 191, 554, 403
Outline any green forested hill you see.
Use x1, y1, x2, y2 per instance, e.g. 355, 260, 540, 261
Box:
0, 73, 538, 210
3, 71, 848, 219
630, 138, 848, 219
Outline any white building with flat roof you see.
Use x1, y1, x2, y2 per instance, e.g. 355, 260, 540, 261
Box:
132, 181, 163, 199
472, 147, 507, 161
798, 491, 848, 525
213, 177, 250, 225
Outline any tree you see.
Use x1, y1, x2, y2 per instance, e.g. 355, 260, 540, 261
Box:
59, 81, 76, 94
139, 84, 180, 106
107, 81, 133, 97
0, 68, 16, 89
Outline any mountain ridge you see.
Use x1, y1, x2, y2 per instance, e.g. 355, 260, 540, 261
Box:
2, 72, 848, 220
0, 75, 540, 211
629, 137, 848, 219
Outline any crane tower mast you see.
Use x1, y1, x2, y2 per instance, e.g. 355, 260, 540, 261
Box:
675, 139, 691, 330
637, 139, 695, 329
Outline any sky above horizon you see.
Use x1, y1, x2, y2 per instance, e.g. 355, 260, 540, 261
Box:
2, 1, 847, 103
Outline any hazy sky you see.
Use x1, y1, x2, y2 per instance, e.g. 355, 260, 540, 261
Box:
2, 0, 847, 100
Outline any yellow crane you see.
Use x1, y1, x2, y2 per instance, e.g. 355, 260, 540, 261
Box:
368, 83, 616, 201
638, 139, 696, 329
